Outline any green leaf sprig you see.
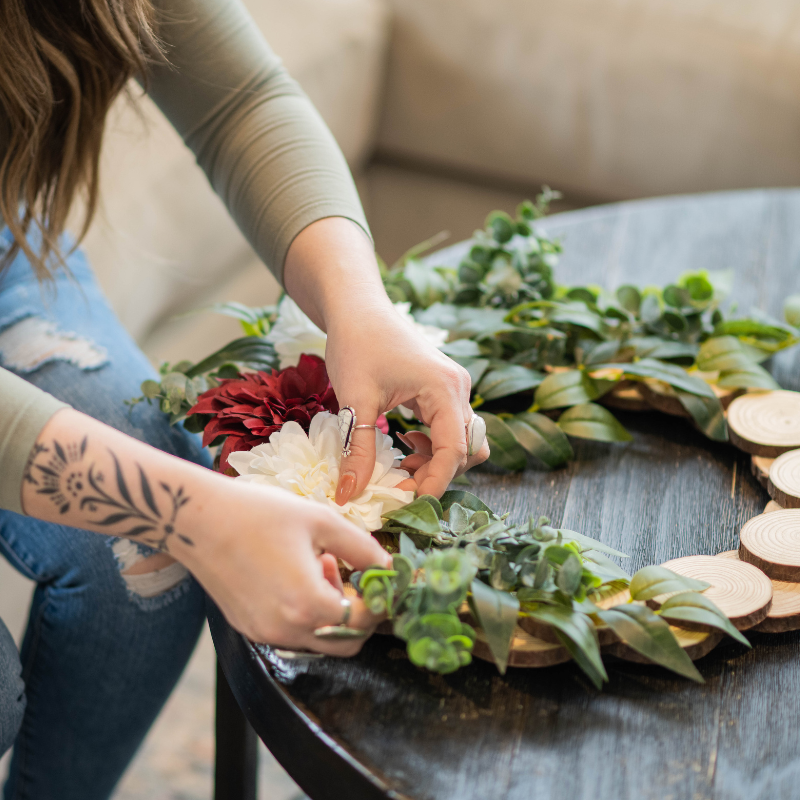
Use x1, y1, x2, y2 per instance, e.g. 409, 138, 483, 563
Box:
350, 491, 747, 688
382, 196, 799, 470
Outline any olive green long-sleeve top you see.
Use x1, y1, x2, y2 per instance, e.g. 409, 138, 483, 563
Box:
0, 0, 369, 514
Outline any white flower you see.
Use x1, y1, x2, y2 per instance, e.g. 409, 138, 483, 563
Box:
227, 411, 414, 532
267, 297, 449, 369
392, 302, 449, 348
267, 296, 328, 369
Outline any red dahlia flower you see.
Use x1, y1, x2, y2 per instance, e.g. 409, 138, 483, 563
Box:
187, 354, 339, 470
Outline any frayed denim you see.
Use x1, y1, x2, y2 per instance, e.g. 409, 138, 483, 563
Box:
0, 229, 211, 800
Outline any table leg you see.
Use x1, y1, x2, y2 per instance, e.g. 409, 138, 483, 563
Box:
215, 657, 258, 800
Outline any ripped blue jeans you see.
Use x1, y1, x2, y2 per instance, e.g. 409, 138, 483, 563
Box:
0, 228, 210, 800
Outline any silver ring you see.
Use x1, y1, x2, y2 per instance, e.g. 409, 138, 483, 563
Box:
313, 597, 367, 640
466, 414, 487, 457
338, 406, 378, 457
340, 597, 352, 626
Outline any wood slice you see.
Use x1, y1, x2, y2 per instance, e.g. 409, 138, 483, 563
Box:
658, 555, 772, 630
714, 549, 800, 633
607, 628, 723, 663
472, 625, 572, 668
765, 500, 785, 514
601, 381, 650, 412
751, 455, 775, 489
727, 390, 800, 456
768, 449, 800, 509
639, 381, 690, 418
739, 509, 800, 580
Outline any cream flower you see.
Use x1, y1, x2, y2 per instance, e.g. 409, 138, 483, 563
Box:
266, 296, 328, 369
267, 296, 449, 369
227, 411, 414, 532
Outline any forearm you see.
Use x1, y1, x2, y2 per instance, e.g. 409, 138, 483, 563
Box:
283, 217, 392, 333
21, 408, 227, 568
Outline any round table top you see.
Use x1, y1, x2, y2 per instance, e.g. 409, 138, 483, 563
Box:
210, 189, 800, 800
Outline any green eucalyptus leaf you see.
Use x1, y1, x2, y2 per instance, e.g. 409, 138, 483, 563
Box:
469, 579, 520, 675
534, 370, 600, 410
439, 339, 482, 358
141, 379, 162, 399
477, 412, 528, 471
556, 553, 583, 595
448, 503, 472, 534
525, 605, 607, 689
616, 285, 641, 313
657, 591, 750, 647
556, 403, 632, 442
441, 491, 494, 516
696, 336, 754, 372
557, 529, 629, 559
629, 566, 710, 601
596, 604, 703, 682
598, 359, 716, 398
490, 553, 517, 591
392, 554, 415, 595
477, 364, 545, 401
716, 364, 780, 390
640, 293, 661, 324
506, 413, 574, 468
382, 498, 442, 535
399, 532, 426, 568
675, 390, 728, 441
417, 494, 444, 520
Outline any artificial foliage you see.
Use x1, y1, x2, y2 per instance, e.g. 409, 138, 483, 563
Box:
351, 490, 747, 685
380, 190, 800, 470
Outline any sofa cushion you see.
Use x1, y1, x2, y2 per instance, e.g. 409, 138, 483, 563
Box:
79, 0, 389, 343
378, 0, 800, 201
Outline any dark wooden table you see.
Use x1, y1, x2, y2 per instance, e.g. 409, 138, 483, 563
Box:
210, 190, 800, 800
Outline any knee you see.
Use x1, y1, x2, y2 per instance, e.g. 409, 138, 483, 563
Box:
0, 620, 25, 757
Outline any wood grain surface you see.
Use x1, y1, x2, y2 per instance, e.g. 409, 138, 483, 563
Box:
212, 191, 800, 800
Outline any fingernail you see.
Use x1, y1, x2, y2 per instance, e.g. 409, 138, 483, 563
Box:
336, 471, 357, 506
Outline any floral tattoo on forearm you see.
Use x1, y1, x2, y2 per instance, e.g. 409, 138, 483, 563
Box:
23, 436, 193, 550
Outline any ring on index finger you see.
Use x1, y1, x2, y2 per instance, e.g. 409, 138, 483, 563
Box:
338, 406, 379, 457
466, 414, 487, 457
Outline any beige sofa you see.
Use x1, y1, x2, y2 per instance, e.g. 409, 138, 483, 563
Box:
79, 0, 800, 368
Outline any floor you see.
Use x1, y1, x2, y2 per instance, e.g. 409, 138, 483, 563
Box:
0, 558, 306, 800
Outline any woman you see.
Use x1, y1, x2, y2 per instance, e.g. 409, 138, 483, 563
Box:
0, 0, 488, 797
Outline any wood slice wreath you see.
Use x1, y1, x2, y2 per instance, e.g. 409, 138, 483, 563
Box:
727, 391, 800, 457
715, 550, 800, 633
768, 449, 800, 509
657, 556, 773, 630
739, 509, 800, 581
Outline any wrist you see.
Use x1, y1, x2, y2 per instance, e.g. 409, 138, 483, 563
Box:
284, 217, 390, 332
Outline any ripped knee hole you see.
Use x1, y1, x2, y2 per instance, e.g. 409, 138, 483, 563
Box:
0, 315, 108, 373
112, 539, 188, 598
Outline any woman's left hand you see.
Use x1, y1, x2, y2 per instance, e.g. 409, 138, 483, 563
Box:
324, 305, 490, 503
283, 217, 490, 506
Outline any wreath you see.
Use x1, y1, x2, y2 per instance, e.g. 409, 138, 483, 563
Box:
127, 194, 800, 688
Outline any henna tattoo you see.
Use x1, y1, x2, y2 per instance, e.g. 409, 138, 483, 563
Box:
28, 436, 193, 550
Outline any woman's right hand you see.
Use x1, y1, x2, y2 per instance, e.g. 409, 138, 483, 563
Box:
178, 478, 393, 656
21, 408, 392, 657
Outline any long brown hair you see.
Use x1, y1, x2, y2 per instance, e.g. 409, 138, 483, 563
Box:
0, 0, 161, 279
